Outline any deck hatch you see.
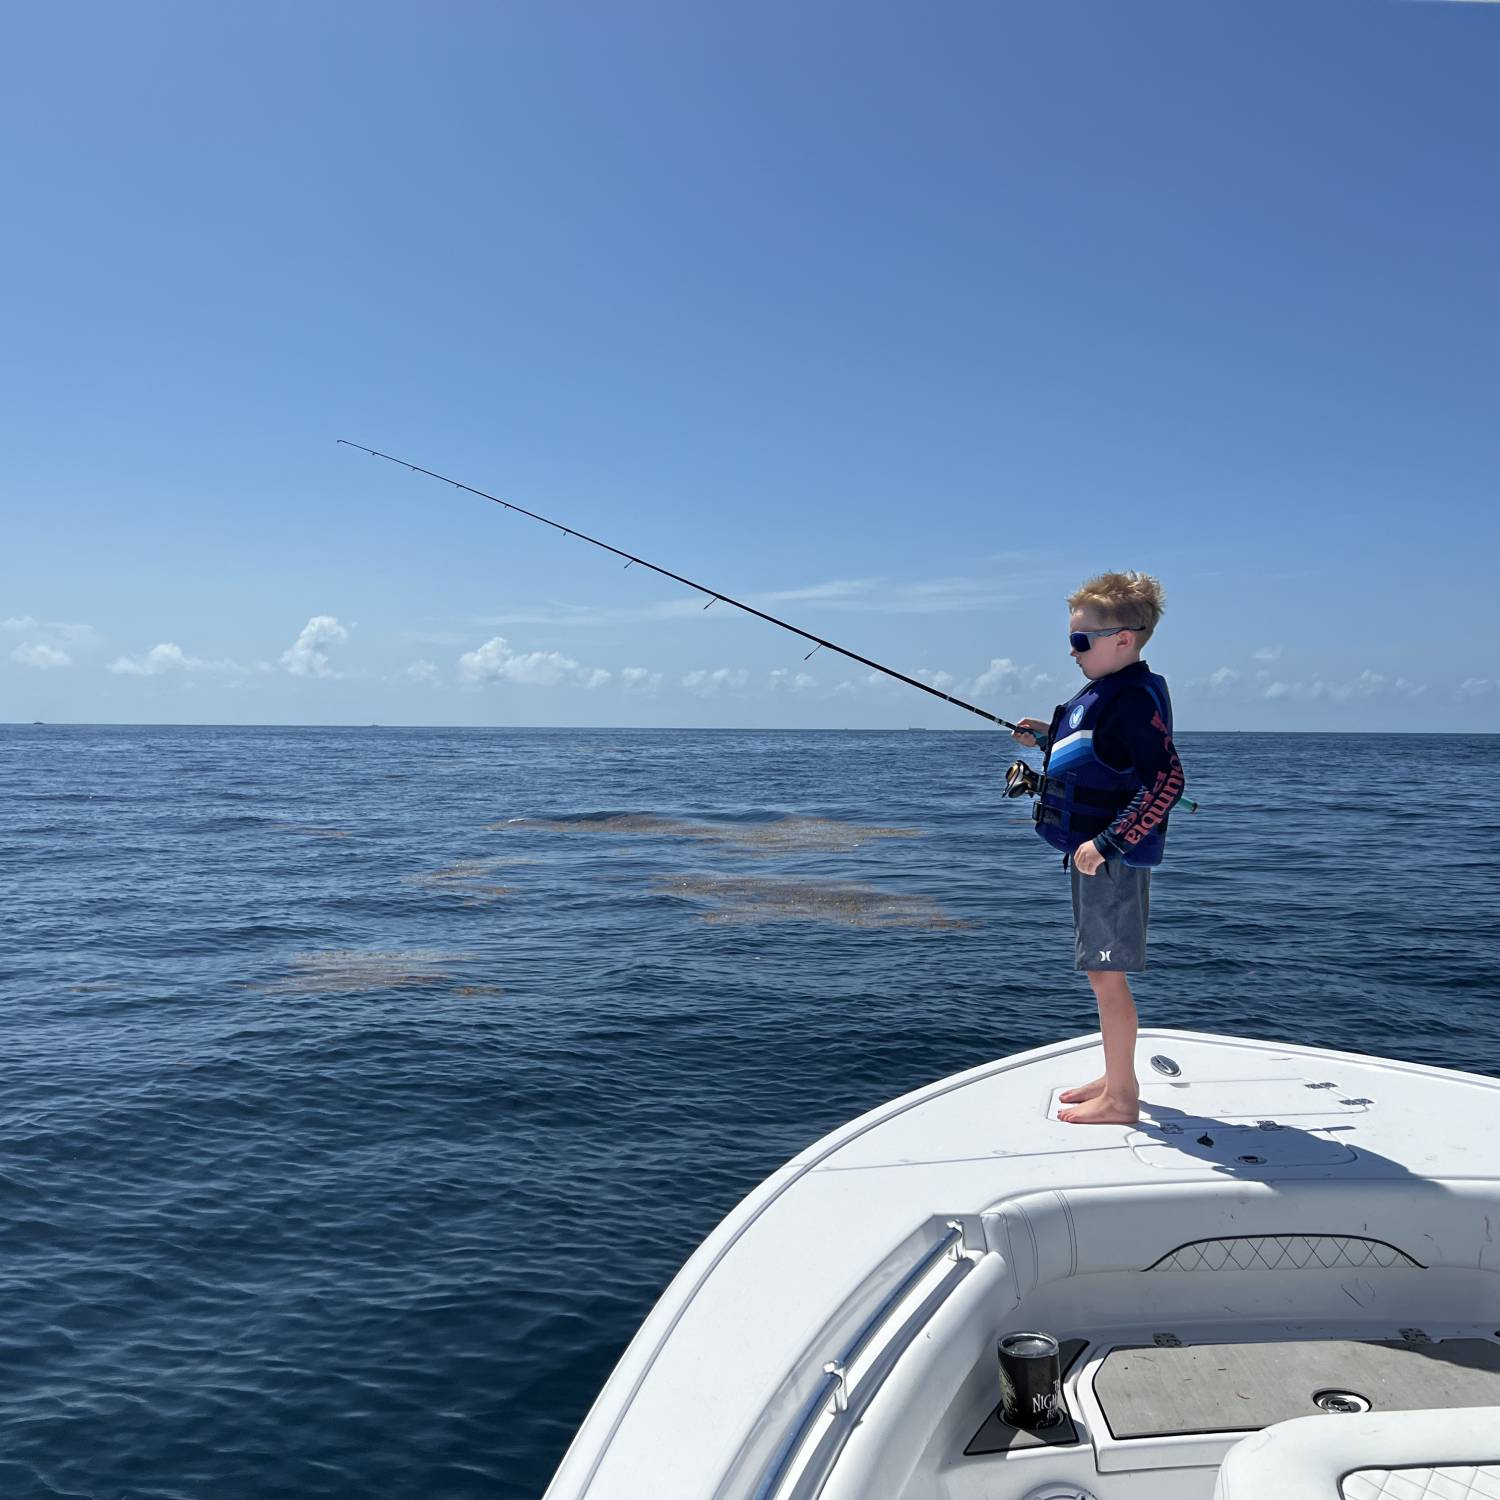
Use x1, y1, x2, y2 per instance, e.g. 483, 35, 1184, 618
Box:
1094, 1337, 1500, 1438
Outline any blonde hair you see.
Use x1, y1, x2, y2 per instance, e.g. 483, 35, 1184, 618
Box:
1067, 571, 1166, 645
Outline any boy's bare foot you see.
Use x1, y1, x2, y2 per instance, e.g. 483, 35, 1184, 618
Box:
1058, 1075, 1108, 1103
1057, 1091, 1139, 1125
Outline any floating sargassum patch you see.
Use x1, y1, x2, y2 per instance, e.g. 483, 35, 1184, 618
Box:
493, 813, 922, 855
653, 874, 971, 929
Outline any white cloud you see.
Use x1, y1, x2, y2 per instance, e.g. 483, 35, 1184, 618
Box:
461, 638, 568, 685
1251, 646, 1282, 662
915, 668, 958, 692
769, 669, 818, 692
2, 616, 102, 651
471, 568, 1044, 629
621, 667, 664, 694
875, 576, 1033, 614
281, 615, 350, 679
458, 635, 607, 688
406, 660, 440, 683
1459, 677, 1495, 697
967, 658, 1053, 698
759, 578, 881, 604
11, 642, 71, 670
1264, 670, 1427, 703
4, 616, 102, 671
109, 642, 242, 676
682, 667, 748, 696
970, 658, 1023, 697
1331, 670, 1425, 702
1209, 666, 1240, 692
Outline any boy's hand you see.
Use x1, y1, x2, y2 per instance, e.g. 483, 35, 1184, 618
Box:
1011, 716, 1048, 748
1073, 841, 1105, 876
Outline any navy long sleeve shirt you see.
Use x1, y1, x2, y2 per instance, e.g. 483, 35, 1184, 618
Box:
1085, 662, 1187, 859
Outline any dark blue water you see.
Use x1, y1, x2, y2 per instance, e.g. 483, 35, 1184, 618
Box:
2, 725, 1496, 1499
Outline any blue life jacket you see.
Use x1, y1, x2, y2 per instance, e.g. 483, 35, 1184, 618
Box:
1034, 666, 1174, 866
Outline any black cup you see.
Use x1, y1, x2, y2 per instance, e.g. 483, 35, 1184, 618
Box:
998, 1330, 1064, 1430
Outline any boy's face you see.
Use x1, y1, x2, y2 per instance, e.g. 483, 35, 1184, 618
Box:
1069, 606, 1141, 680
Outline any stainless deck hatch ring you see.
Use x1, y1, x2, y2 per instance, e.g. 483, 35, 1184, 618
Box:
1312, 1389, 1371, 1413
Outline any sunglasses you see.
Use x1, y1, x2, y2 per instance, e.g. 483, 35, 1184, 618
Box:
1069, 625, 1141, 653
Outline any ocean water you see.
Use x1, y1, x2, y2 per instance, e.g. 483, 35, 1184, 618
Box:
2, 724, 1496, 1500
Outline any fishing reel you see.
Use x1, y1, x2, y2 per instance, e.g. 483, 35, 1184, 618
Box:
1004, 760, 1043, 800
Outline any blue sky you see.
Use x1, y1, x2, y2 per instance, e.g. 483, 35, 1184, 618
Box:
3, 0, 1495, 730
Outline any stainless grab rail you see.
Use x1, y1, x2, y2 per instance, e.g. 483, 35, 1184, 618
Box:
785, 1256, 974, 1500
749, 1220, 970, 1500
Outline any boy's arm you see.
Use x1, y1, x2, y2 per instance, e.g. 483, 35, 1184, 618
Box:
1093, 694, 1185, 859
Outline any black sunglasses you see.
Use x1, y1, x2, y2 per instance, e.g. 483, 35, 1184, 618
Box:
1069, 625, 1142, 653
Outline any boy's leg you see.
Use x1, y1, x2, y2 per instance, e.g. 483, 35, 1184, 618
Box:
1057, 970, 1140, 1123
1058, 856, 1148, 1124
1057, 969, 1139, 1104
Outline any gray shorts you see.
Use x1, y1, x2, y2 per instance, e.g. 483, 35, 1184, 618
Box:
1072, 855, 1151, 972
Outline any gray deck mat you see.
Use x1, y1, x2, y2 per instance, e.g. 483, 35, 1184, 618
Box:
1096, 1337, 1500, 1438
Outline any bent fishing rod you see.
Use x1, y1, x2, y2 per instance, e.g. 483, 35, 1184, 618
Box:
338, 439, 1028, 731
337, 440, 1199, 813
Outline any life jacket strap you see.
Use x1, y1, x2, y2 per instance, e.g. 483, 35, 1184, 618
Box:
1036, 775, 1123, 809
1034, 802, 1115, 829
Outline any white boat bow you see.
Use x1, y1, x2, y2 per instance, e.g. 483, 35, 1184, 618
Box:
543, 1028, 1500, 1500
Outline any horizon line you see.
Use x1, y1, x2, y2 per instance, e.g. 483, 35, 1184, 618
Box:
1, 721, 1489, 736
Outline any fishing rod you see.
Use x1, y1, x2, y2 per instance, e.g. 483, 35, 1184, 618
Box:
338, 440, 1200, 814
338, 439, 1028, 731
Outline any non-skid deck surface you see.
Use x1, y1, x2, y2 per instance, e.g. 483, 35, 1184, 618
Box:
1096, 1338, 1500, 1438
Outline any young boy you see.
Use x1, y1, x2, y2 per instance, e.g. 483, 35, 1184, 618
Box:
1012, 571, 1185, 1126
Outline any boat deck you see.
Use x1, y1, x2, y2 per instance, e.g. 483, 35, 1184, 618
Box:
544, 1029, 1500, 1500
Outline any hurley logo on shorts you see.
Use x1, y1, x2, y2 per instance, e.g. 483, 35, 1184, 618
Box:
1098, 949, 1112, 963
